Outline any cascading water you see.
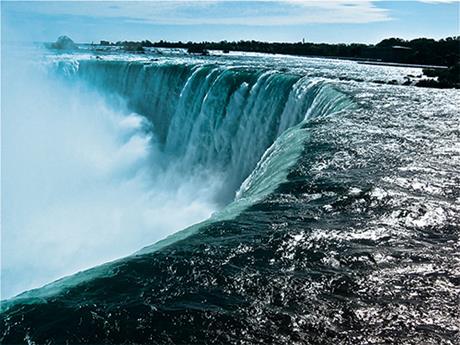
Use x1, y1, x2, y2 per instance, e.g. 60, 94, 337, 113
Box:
3, 50, 459, 345
58, 59, 353, 203
2, 54, 353, 301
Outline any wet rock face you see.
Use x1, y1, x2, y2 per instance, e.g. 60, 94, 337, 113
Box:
51, 36, 77, 50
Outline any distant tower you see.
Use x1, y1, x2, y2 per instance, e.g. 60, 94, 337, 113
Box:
302, 38, 305, 44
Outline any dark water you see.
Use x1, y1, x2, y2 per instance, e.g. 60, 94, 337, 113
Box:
1, 51, 459, 344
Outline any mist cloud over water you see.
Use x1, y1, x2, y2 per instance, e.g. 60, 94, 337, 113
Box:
0, 42, 338, 300
1, 49, 217, 299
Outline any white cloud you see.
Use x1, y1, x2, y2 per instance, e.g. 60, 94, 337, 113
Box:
6, 1, 392, 26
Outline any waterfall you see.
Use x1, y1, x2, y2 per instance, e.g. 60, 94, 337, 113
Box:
57, 59, 353, 202
2, 55, 354, 301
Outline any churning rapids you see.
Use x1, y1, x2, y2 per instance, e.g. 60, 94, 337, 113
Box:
1, 47, 459, 345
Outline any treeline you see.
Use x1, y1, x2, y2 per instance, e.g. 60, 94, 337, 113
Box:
100, 37, 460, 67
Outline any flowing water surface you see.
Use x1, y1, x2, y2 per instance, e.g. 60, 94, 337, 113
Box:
1, 47, 459, 344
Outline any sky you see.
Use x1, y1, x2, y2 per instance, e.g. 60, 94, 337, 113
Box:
1, 1, 460, 45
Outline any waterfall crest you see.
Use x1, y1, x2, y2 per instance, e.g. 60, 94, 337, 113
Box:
58, 60, 353, 202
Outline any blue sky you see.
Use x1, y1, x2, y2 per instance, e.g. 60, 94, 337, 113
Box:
2, 1, 459, 44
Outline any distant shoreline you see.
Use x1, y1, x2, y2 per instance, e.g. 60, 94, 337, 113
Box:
97, 36, 459, 67
49, 35, 460, 89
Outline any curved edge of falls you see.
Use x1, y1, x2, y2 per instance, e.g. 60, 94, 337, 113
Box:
0, 60, 355, 310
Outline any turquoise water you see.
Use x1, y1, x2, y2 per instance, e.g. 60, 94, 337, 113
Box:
1, 47, 459, 344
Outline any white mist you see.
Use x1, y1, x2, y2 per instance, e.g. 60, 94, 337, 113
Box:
1, 48, 217, 299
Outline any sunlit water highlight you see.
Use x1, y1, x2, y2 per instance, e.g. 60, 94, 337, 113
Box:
1, 46, 459, 345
